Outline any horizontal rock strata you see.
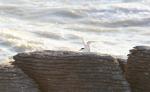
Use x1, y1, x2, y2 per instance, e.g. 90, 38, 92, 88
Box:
14, 50, 131, 92
117, 58, 127, 74
0, 64, 40, 92
126, 46, 150, 92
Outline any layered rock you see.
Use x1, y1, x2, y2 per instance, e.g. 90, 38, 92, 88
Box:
126, 46, 150, 92
14, 50, 131, 92
0, 64, 40, 92
117, 58, 127, 74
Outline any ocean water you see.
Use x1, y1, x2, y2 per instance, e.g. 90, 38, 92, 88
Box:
0, 0, 150, 62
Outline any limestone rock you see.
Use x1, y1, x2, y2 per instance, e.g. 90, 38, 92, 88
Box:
0, 64, 40, 92
126, 46, 150, 92
14, 50, 131, 92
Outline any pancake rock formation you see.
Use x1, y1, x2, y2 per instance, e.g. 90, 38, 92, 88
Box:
13, 50, 131, 92
126, 46, 150, 92
0, 64, 40, 92
117, 58, 127, 74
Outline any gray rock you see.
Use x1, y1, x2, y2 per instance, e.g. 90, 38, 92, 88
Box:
0, 64, 40, 92
126, 46, 150, 92
134, 46, 150, 51
14, 51, 131, 92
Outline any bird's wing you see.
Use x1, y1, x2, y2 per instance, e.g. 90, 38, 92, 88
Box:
87, 41, 96, 45
81, 38, 87, 46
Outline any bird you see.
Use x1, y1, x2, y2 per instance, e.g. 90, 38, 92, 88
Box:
79, 38, 95, 52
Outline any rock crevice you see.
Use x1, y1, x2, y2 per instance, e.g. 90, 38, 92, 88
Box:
1, 46, 150, 92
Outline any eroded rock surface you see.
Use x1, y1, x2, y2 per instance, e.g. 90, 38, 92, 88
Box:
0, 64, 40, 92
117, 58, 127, 74
126, 46, 150, 92
14, 50, 131, 92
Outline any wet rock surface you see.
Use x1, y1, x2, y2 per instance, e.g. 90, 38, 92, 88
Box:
126, 46, 150, 92
14, 51, 131, 92
0, 64, 40, 92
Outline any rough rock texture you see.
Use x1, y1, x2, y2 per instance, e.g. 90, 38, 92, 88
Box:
14, 50, 131, 92
126, 46, 150, 92
0, 64, 40, 92
117, 58, 127, 74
